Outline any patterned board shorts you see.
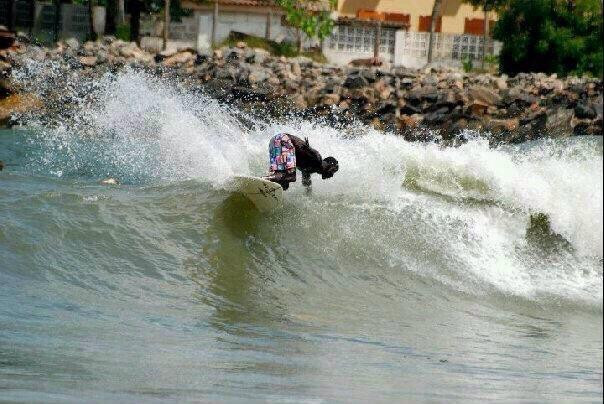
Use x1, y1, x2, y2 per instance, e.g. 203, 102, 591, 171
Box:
269, 134, 296, 173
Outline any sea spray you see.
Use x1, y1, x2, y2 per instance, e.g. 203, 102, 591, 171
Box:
8, 67, 604, 305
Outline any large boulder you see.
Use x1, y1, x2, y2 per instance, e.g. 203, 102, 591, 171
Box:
289, 56, 313, 68
163, 51, 195, 66
0, 93, 43, 126
248, 66, 270, 84
495, 77, 508, 90
545, 108, 573, 136
343, 74, 368, 89
486, 118, 519, 133
468, 86, 502, 106
290, 61, 302, 78
574, 102, 597, 119
79, 56, 98, 67
64, 37, 80, 50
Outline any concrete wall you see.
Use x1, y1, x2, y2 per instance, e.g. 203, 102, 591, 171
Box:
337, 0, 495, 34
194, 11, 287, 45
324, 24, 397, 64
324, 25, 501, 68
193, 10, 317, 49
169, 16, 198, 41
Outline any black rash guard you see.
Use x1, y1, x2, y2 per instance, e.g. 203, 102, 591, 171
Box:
287, 134, 324, 187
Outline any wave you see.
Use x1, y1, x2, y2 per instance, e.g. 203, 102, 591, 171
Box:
6, 68, 603, 307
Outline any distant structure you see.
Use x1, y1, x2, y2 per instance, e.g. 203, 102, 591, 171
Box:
139, 0, 328, 53
326, 0, 500, 67
0, 0, 500, 68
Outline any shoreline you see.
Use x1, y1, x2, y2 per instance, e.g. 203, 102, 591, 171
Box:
1, 36, 602, 143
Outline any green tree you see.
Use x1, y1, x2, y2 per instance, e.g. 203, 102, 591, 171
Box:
275, 0, 336, 52
493, 0, 603, 77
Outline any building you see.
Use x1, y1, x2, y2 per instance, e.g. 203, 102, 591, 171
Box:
137, 0, 499, 68
326, 0, 500, 67
139, 0, 326, 52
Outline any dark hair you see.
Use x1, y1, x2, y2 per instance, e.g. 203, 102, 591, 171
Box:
321, 156, 339, 179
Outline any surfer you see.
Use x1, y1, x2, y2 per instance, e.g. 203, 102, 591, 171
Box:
264, 134, 339, 191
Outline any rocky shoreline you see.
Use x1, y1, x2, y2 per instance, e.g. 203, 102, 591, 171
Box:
1, 36, 602, 143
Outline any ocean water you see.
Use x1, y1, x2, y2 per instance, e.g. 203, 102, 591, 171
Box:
0, 71, 602, 403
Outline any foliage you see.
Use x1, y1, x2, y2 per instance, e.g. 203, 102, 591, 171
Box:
274, 0, 336, 41
462, 56, 474, 73
272, 41, 298, 57
484, 53, 498, 70
493, 0, 603, 77
116, 24, 131, 41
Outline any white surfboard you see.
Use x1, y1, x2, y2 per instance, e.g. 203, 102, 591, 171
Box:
227, 176, 283, 211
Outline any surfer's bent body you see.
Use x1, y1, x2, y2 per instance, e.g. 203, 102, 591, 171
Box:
265, 134, 339, 191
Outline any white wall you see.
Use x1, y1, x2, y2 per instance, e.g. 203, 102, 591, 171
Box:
324, 27, 501, 68
196, 11, 286, 46
323, 25, 397, 66
195, 10, 318, 49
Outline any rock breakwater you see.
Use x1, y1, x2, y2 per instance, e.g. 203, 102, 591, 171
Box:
1, 36, 602, 143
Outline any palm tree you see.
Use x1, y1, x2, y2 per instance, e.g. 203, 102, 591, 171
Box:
427, 0, 443, 64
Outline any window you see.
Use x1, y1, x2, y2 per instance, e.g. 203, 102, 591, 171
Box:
418, 16, 441, 33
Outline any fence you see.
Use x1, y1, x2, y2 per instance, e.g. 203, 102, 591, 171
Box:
324, 26, 501, 68
394, 31, 502, 68
324, 24, 397, 65
2, 1, 90, 43
1, 0, 35, 29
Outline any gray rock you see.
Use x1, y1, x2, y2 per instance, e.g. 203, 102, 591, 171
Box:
215, 66, 236, 81
546, 108, 573, 136
468, 86, 502, 106
79, 56, 97, 67
575, 102, 597, 119
423, 107, 450, 124
421, 75, 438, 87
253, 48, 270, 65
244, 49, 256, 63
343, 75, 368, 89
495, 77, 508, 90
393, 67, 418, 79
361, 69, 377, 83
422, 87, 438, 103
291, 62, 302, 77
96, 50, 108, 64
64, 37, 80, 49
436, 91, 457, 107
226, 48, 243, 62
290, 56, 313, 68
594, 96, 603, 118
248, 66, 270, 84
400, 77, 414, 88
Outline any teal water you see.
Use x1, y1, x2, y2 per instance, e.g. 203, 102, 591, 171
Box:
0, 72, 602, 402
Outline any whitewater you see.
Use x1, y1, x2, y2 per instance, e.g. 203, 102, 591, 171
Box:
0, 70, 602, 402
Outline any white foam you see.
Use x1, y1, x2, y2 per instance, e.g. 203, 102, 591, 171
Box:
17, 68, 603, 305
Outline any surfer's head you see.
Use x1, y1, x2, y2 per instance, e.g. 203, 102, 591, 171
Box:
321, 157, 339, 179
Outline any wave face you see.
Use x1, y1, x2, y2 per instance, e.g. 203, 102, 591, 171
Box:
1, 69, 602, 402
